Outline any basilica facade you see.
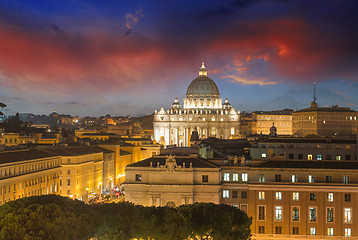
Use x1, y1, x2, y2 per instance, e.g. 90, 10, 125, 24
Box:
154, 62, 240, 147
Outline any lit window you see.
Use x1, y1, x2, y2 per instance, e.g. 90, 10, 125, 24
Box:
292, 207, 299, 221
232, 173, 239, 181
345, 228, 352, 237
317, 154, 322, 160
258, 174, 265, 182
259, 191, 265, 200
202, 117, 205, 121
344, 208, 352, 223
275, 206, 282, 221
261, 153, 266, 158
231, 127, 235, 135
275, 192, 282, 200
220, 118, 223, 121
293, 192, 299, 201
223, 190, 229, 198
308, 175, 315, 183
189, 117, 192, 121
212, 117, 215, 121
343, 176, 350, 184
327, 228, 334, 236
327, 193, 334, 202
308, 154, 313, 160
135, 174, 142, 181
336, 155, 341, 160
310, 227, 316, 235
327, 208, 334, 222
223, 173, 230, 181
242, 173, 248, 181
292, 175, 298, 183
310, 207, 317, 222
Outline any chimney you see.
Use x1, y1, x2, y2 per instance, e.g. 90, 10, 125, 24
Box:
240, 155, 246, 166
233, 155, 239, 165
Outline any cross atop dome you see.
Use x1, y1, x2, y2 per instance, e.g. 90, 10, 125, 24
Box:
199, 61, 207, 76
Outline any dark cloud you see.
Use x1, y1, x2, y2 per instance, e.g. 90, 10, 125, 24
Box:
64, 101, 80, 105
51, 24, 67, 39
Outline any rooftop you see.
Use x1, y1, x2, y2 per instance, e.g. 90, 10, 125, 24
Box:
127, 156, 219, 169
295, 106, 356, 113
253, 160, 358, 170
0, 149, 58, 164
259, 137, 356, 144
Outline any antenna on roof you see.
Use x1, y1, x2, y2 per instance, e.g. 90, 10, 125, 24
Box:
310, 83, 318, 108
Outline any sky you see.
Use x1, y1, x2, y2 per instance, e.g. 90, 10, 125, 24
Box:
0, 0, 358, 117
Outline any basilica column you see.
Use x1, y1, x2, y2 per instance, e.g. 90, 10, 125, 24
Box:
176, 126, 179, 146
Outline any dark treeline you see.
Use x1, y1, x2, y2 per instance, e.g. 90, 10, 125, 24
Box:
0, 195, 251, 240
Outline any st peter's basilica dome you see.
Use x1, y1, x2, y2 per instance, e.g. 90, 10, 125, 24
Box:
185, 62, 220, 98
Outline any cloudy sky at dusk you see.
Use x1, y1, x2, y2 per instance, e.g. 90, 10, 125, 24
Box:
0, 0, 358, 117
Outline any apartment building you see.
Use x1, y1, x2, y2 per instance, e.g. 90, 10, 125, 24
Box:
125, 156, 358, 239
0, 149, 60, 205
221, 160, 358, 239
250, 138, 357, 161
0, 146, 116, 205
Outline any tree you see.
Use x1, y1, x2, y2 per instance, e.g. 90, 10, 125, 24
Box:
0, 196, 252, 240
0, 102, 6, 116
179, 203, 252, 240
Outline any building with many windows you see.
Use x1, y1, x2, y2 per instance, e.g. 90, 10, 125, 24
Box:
220, 160, 358, 239
0, 146, 116, 205
125, 155, 221, 206
251, 110, 293, 136
250, 137, 357, 161
292, 95, 358, 138
153, 62, 240, 147
125, 155, 358, 239
0, 149, 60, 205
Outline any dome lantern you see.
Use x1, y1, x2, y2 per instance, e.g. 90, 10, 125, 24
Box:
199, 61, 207, 76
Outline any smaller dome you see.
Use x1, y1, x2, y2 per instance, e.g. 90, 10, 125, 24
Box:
171, 98, 182, 109
223, 98, 232, 109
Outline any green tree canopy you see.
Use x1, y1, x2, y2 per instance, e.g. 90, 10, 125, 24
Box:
0, 195, 252, 240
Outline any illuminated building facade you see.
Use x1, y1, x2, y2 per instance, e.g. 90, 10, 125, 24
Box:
251, 110, 293, 135
0, 146, 117, 205
0, 149, 60, 205
125, 155, 221, 206
125, 156, 358, 239
250, 138, 357, 160
292, 88, 358, 137
221, 160, 358, 239
154, 62, 240, 147
44, 147, 110, 201
0, 133, 20, 146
